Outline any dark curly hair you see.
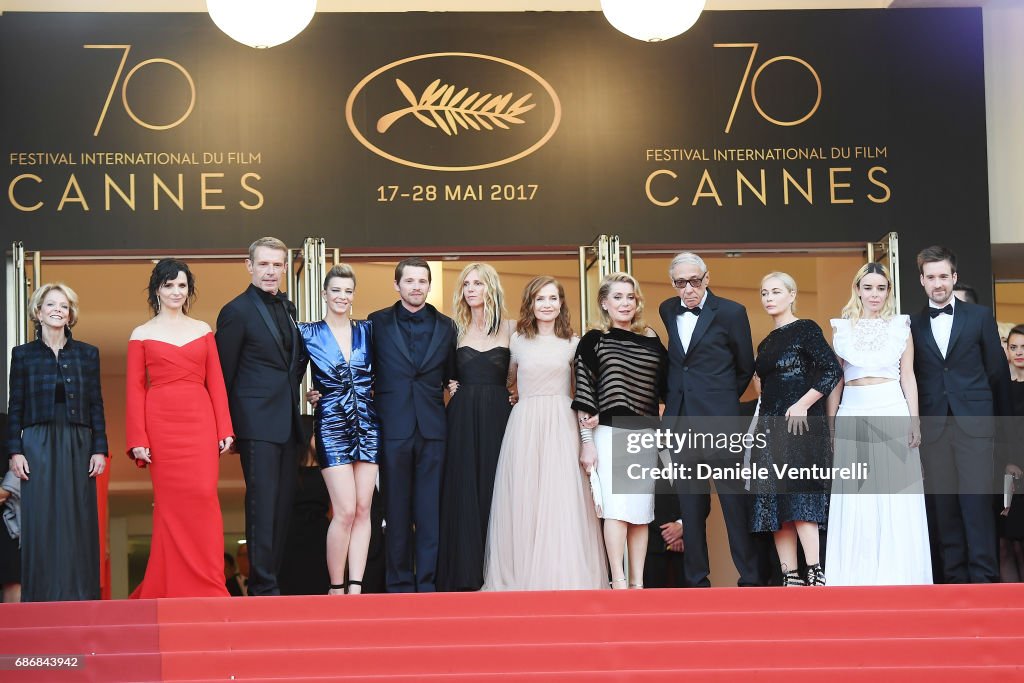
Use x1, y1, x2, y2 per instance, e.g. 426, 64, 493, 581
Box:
147, 258, 196, 316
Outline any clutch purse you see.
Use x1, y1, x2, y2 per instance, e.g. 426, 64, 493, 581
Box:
587, 467, 604, 517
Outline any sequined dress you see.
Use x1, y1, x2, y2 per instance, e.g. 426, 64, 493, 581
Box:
751, 319, 842, 532
299, 320, 379, 467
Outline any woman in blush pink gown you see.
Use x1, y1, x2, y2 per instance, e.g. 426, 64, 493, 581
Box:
482, 276, 606, 591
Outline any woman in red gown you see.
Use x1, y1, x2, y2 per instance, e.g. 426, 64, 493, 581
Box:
126, 259, 234, 598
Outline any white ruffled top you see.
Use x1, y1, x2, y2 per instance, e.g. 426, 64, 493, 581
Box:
830, 314, 910, 383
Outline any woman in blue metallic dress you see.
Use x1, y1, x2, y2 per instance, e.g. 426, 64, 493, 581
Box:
300, 264, 379, 595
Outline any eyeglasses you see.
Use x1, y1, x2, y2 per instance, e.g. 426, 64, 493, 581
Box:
671, 273, 707, 290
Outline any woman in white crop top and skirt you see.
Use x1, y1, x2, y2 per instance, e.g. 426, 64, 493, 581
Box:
825, 263, 932, 585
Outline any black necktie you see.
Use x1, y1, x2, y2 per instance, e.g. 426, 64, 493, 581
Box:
929, 304, 953, 318
677, 303, 701, 316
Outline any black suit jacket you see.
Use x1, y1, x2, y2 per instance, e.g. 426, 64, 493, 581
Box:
659, 289, 755, 418
216, 286, 308, 444
368, 302, 456, 441
911, 300, 1012, 441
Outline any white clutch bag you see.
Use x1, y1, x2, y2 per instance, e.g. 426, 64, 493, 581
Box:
588, 468, 604, 517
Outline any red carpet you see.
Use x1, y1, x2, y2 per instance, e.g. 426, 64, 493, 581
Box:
1, 585, 1022, 681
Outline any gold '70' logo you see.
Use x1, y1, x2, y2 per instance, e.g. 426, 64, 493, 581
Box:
714, 43, 821, 134
84, 45, 196, 137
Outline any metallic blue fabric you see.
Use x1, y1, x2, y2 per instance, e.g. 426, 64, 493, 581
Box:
299, 320, 380, 467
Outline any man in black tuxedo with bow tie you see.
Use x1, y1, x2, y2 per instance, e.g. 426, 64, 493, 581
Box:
911, 245, 1011, 583
369, 258, 456, 592
659, 252, 764, 587
217, 237, 308, 596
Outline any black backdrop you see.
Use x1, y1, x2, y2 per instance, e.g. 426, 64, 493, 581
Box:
0, 9, 990, 300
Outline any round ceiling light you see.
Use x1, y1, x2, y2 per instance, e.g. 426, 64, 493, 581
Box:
207, 0, 318, 49
601, 0, 707, 42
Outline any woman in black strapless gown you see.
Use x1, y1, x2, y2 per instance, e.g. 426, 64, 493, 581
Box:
437, 263, 515, 591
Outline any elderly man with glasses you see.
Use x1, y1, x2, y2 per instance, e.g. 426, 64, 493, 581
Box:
658, 252, 766, 587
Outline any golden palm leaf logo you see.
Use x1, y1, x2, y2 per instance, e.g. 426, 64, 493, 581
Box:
376, 78, 537, 136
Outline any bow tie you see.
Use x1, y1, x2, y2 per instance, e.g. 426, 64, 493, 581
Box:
257, 288, 288, 305
398, 308, 426, 324
677, 303, 701, 316
929, 304, 953, 318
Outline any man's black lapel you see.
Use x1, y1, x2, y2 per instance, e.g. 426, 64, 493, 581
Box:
663, 300, 687, 359
915, 307, 944, 361
385, 303, 416, 366
686, 290, 718, 355
246, 287, 288, 365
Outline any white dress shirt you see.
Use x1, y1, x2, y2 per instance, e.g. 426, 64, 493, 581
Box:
676, 291, 708, 353
929, 296, 956, 358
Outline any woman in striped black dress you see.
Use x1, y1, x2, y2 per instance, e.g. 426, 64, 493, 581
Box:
573, 272, 668, 589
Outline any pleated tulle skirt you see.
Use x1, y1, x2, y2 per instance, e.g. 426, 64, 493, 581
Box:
826, 382, 932, 586
482, 394, 607, 591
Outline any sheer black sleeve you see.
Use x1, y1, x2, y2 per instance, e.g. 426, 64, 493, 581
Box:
571, 330, 601, 415
803, 321, 842, 396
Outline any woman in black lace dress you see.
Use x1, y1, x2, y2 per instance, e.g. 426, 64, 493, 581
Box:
752, 272, 842, 586
437, 263, 515, 591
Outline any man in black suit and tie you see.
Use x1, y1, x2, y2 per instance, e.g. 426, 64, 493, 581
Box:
216, 237, 308, 596
911, 245, 1011, 583
369, 257, 456, 593
659, 252, 764, 587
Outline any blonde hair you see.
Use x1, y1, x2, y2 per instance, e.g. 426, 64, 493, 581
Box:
248, 236, 288, 261
30, 282, 80, 328
452, 263, 505, 341
841, 262, 896, 324
760, 271, 798, 313
998, 321, 1016, 346
517, 275, 573, 340
594, 272, 647, 334
323, 263, 356, 290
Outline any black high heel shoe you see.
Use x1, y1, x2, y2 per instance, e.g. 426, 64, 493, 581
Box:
328, 582, 346, 595
782, 569, 806, 587
346, 579, 363, 594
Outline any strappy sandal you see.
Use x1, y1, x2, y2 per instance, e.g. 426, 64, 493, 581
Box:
805, 563, 826, 587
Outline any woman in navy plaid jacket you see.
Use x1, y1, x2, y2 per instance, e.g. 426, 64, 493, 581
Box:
7, 282, 108, 602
